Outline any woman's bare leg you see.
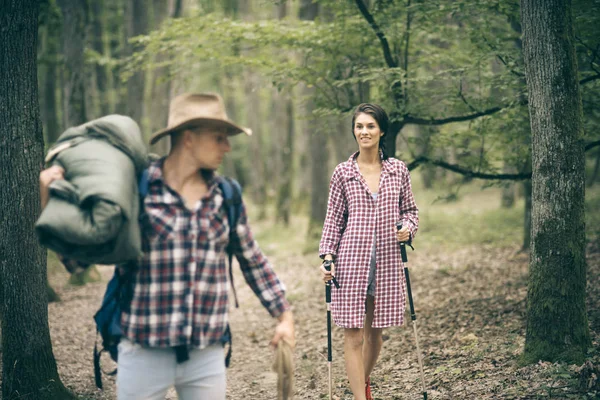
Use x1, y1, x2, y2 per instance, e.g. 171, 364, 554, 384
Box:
344, 328, 367, 400
363, 295, 383, 380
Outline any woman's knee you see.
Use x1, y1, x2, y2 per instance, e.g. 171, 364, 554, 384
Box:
364, 328, 383, 346
344, 328, 364, 349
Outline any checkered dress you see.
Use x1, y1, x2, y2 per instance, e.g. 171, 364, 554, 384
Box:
319, 152, 419, 328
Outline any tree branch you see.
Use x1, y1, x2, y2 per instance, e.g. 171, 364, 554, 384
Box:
404, 106, 504, 126
496, 54, 525, 78
406, 142, 600, 180
580, 74, 600, 85
354, 0, 397, 68
586, 140, 600, 151
406, 156, 532, 180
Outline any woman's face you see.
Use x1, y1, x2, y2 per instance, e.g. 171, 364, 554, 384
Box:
354, 113, 383, 152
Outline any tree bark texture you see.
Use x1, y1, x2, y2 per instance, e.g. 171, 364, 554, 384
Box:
125, 0, 149, 125
521, 0, 590, 364
90, 0, 110, 117
522, 179, 532, 251
57, 0, 88, 128
0, 1, 76, 398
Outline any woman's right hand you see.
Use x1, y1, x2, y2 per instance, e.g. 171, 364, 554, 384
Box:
319, 260, 336, 283
39, 166, 64, 209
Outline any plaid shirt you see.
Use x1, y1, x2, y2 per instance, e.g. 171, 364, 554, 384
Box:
63, 160, 289, 349
319, 152, 418, 328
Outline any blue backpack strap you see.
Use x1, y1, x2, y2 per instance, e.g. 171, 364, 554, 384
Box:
217, 177, 243, 309
138, 168, 150, 199
217, 177, 242, 368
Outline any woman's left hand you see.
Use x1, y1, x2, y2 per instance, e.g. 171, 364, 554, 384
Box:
396, 226, 410, 243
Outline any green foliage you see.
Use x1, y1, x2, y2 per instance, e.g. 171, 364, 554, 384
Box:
127, 0, 539, 175
123, 0, 599, 184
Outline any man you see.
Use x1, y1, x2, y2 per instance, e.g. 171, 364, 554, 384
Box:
40, 93, 295, 399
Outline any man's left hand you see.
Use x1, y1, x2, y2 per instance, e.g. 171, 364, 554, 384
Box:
270, 310, 295, 349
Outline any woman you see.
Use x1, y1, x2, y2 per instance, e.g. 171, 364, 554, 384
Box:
319, 103, 419, 400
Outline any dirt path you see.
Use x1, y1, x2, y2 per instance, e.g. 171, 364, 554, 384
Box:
48, 239, 599, 399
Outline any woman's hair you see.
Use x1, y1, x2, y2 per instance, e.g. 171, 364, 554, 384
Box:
351, 103, 389, 160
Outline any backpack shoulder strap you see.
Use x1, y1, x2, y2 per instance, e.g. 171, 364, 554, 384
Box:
138, 168, 150, 199
218, 176, 242, 227
217, 176, 243, 308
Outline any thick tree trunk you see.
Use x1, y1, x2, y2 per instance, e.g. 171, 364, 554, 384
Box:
57, 0, 88, 128
521, 0, 590, 364
0, 1, 76, 398
522, 178, 532, 251
125, 0, 148, 125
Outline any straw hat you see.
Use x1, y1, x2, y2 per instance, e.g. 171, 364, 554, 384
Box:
149, 93, 252, 145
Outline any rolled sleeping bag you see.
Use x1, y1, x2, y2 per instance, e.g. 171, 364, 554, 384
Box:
35, 115, 148, 264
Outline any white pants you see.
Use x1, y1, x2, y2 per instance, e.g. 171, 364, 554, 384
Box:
117, 339, 226, 400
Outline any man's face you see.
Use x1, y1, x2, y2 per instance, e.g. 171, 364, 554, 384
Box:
187, 127, 232, 170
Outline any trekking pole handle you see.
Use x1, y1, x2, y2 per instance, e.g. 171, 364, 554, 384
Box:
396, 223, 408, 263
323, 260, 340, 289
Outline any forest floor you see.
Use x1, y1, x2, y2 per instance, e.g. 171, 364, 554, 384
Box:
47, 182, 600, 400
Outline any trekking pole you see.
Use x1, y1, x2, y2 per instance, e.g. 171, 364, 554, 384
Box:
323, 260, 339, 400
396, 224, 427, 400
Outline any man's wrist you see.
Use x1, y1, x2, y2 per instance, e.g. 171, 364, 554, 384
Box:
277, 310, 293, 323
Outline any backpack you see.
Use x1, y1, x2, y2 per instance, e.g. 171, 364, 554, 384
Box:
92, 170, 243, 389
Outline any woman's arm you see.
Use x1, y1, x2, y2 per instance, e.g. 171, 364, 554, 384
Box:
398, 164, 419, 242
319, 166, 348, 259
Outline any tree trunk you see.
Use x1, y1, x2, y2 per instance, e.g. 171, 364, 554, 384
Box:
413, 124, 436, 189
244, 72, 268, 219
0, 1, 76, 398
107, 0, 126, 113
276, 93, 295, 226
521, 0, 590, 364
522, 178, 532, 251
90, 0, 109, 117
148, 0, 171, 155
39, 18, 62, 145
57, 0, 88, 128
501, 164, 516, 208
491, 57, 517, 208
387, 120, 402, 159
125, 0, 148, 125
588, 149, 600, 187
299, 0, 327, 240
148, 0, 183, 156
